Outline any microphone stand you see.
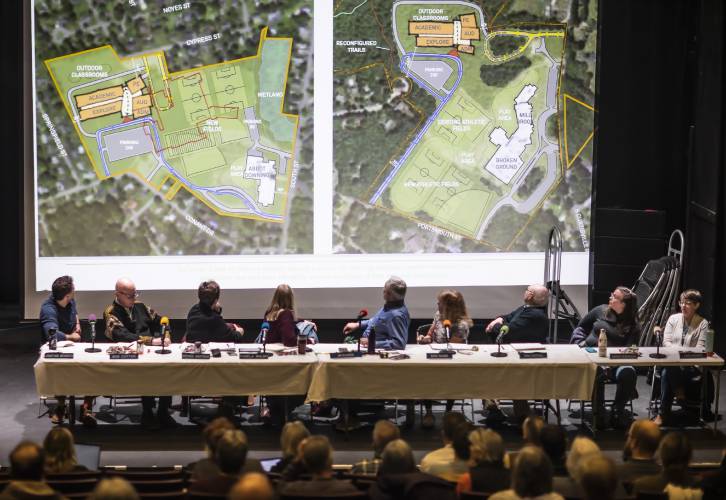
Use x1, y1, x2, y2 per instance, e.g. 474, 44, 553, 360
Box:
85, 320, 101, 353
262, 330, 267, 354
441, 325, 455, 355
491, 330, 508, 358
649, 331, 666, 359
155, 325, 171, 355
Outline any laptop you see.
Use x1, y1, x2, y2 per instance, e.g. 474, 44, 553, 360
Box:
75, 444, 101, 470
259, 457, 281, 473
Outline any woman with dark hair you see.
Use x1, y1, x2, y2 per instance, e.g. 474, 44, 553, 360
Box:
655, 289, 713, 426
43, 427, 87, 474
575, 286, 641, 428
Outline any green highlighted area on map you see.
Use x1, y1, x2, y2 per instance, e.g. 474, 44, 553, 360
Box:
44, 28, 298, 222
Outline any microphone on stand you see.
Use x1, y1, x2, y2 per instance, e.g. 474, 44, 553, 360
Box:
441, 319, 455, 355
85, 314, 101, 353
491, 325, 509, 357
155, 316, 171, 355
649, 326, 666, 358
354, 309, 368, 354
260, 321, 270, 354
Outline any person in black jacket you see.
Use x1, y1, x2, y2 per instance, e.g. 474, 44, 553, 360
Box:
485, 285, 549, 343
104, 278, 174, 429
186, 280, 244, 344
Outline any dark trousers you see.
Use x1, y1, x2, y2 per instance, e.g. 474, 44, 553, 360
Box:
596, 366, 637, 414
660, 366, 715, 417
142, 396, 171, 414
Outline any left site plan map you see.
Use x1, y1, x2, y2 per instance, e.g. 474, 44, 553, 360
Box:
35, 1, 314, 256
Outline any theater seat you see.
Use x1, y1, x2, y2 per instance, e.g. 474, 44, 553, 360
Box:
279, 492, 368, 500
460, 492, 491, 500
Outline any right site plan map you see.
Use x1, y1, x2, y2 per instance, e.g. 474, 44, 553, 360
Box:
333, 0, 596, 254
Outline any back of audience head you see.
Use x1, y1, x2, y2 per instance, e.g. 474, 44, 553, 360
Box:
452, 421, 473, 461
442, 411, 467, 443
280, 421, 310, 460
566, 436, 601, 481
203, 417, 235, 460
301, 435, 333, 477
624, 419, 661, 460
9, 441, 45, 481
215, 429, 249, 475
43, 427, 77, 474
372, 419, 401, 458
658, 432, 692, 483
469, 429, 505, 467
512, 446, 554, 498
89, 477, 139, 500
522, 415, 544, 446
229, 472, 274, 500
539, 424, 567, 466
380, 439, 416, 475
579, 454, 617, 500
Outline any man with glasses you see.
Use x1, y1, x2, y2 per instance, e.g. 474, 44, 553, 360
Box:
104, 277, 175, 428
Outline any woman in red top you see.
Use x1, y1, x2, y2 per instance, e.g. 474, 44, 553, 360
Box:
264, 284, 298, 347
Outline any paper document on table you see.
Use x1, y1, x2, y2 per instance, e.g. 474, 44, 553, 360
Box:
430, 344, 473, 351
511, 343, 547, 351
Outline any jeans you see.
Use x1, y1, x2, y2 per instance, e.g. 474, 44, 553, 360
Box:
660, 366, 714, 417
596, 366, 637, 414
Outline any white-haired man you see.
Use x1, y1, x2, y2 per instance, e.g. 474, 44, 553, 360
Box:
485, 284, 550, 343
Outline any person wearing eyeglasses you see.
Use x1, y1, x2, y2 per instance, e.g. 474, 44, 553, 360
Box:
575, 286, 641, 428
654, 289, 712, 426
103, 277, 175, 429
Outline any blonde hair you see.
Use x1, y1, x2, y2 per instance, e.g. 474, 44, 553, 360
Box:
566, 436, 601, 481
280, 421, 310, 459
469, 429, 504, 466
265, 284, 296, 321
43, 427, 77, 474
437, 289, 473, 327
89, 478, 139, 500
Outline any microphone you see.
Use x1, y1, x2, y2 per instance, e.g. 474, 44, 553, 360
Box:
85, 314, 101, 353
260, 321, 270, 353
156, 316, 171, 355
441, 319, 455, 354
650, 326, 666, 358
354, 309, 368, 354
491, 325, 509, 357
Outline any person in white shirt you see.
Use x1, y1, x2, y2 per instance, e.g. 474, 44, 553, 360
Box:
654, 289, 711, 426
419, 412, 470, 482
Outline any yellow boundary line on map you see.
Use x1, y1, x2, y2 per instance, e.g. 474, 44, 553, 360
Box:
563, 93, 595, 168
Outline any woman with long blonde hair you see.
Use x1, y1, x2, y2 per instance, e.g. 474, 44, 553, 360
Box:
44, 427, 86, 474
264, 284, 297, 347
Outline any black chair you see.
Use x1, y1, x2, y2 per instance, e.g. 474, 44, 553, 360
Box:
279, 493, 368, 500
47, 470, 102, 481
338, 474, 376, 492
460, 492, 491, 500
186, 491, 227, 500
47, 478, 100, 496
636, 492, 668, 500
127, 479, 185, 494
138, 492, 186, 500
105, 468, 184, 482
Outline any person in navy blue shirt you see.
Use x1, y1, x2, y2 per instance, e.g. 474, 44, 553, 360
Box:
38, 276, 96, 427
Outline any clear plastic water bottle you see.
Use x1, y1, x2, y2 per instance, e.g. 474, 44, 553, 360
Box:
705, 322, 715, 356
598, 328, 607, 357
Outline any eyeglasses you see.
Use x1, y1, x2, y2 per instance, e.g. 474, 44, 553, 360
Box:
609, 294, 622, 302
679, 300, 696, 307
118, 290, 139, 299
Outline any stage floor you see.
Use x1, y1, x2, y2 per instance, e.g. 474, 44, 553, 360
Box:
1, 333, 725, 467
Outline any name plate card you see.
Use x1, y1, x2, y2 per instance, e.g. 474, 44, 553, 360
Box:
518, 351, 547, 359
109, 353, 138, 360
182, 353, 211, 360
427, 352, 454, 359
239, 352, 273, 359
330, 351, 363, 359
44, 352, 74, 359
609, 352, 639, 360
679, 351, 707, 359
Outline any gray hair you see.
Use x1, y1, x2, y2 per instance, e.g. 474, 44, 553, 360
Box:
89, 478, 139, 500
566, 436, 600, 481
469, 429, 505, 465
528, 285, 550, 307
280, 421, 310, 459
384, 276, 407, 301
380, 439, 415, 475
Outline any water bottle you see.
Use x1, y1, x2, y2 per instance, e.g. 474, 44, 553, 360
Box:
705, 322, 715, 356
368, 326, 377, 354
598, 328, 607, 357
297, 333, 307, 355
48, 328, 57, 350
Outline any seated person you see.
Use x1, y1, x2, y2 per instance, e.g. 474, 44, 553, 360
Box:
418, 289, 472, 428
104, 277, 174, 429
188, 417, 262, 481
554, 437, 628, 499
634, 432, 702, 496
486, 284, 550, 343
617, 419, 662, 489
700, 447, 726, 500
457, 429, 511, 495
574, 286, 640, 428
39, 275, 95, 427
43, 427, 88, 475
229, 473, 274, 500
655, 289, 713, 425
579, 455, 619, 500
420, 412, 470, 482
489, 446, 564, 500
186, 280, 244, 344
88, 478, 139, 500
539, 425, 568, 476
190, 430, 252, 496
278, 436, 359, 497
2, 441, 63, 500
352, 419, 401, 475
271, 421, 310, 474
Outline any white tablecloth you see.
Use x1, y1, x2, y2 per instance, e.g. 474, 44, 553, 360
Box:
584, 347, 725, 367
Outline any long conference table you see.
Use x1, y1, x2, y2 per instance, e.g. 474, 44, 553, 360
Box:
34, 342, 723, 430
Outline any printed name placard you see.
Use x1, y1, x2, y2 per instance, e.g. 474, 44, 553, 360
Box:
239, 352, 273, 359
427, 352, 454, 359
330, 351, 363, 359
182, 353, 211, 360
518, 351, 547, 359
679, 351, 707, 359
44, 352, 74, 359
609, 352, 639, 360
109, 353, 138, 360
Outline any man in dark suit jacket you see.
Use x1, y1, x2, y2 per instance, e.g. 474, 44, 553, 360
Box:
485, 285, 549, 343
185, 280, 244, 344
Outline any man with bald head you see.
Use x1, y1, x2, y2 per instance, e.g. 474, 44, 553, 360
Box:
618, 419, 662, 486
104, 277, 174, 429
229, 473, 273, 500
486, 284, 550, 344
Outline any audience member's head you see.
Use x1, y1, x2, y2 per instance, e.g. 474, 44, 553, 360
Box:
658, 432, 692, 484
89, 478, 139, 500
511, 446, 554, 498
522, 415, 544, 446
43, 427, 78, 474
451, 422, 473, 462
203, 417, 235, 460
9, 441, 45, 481
468, 429, 505, 467
579, 454, 618, 500
229, 473, 274, 500
280, 421, 310, 460
539, 424, 567, 467
372, 420, 401, 458
301, 436, 334, 477
624, 419, 662, 461
215, 429, 249, 475
379, 439, 416, 475
442, 411, 467, 444
566, 436, 601, 482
